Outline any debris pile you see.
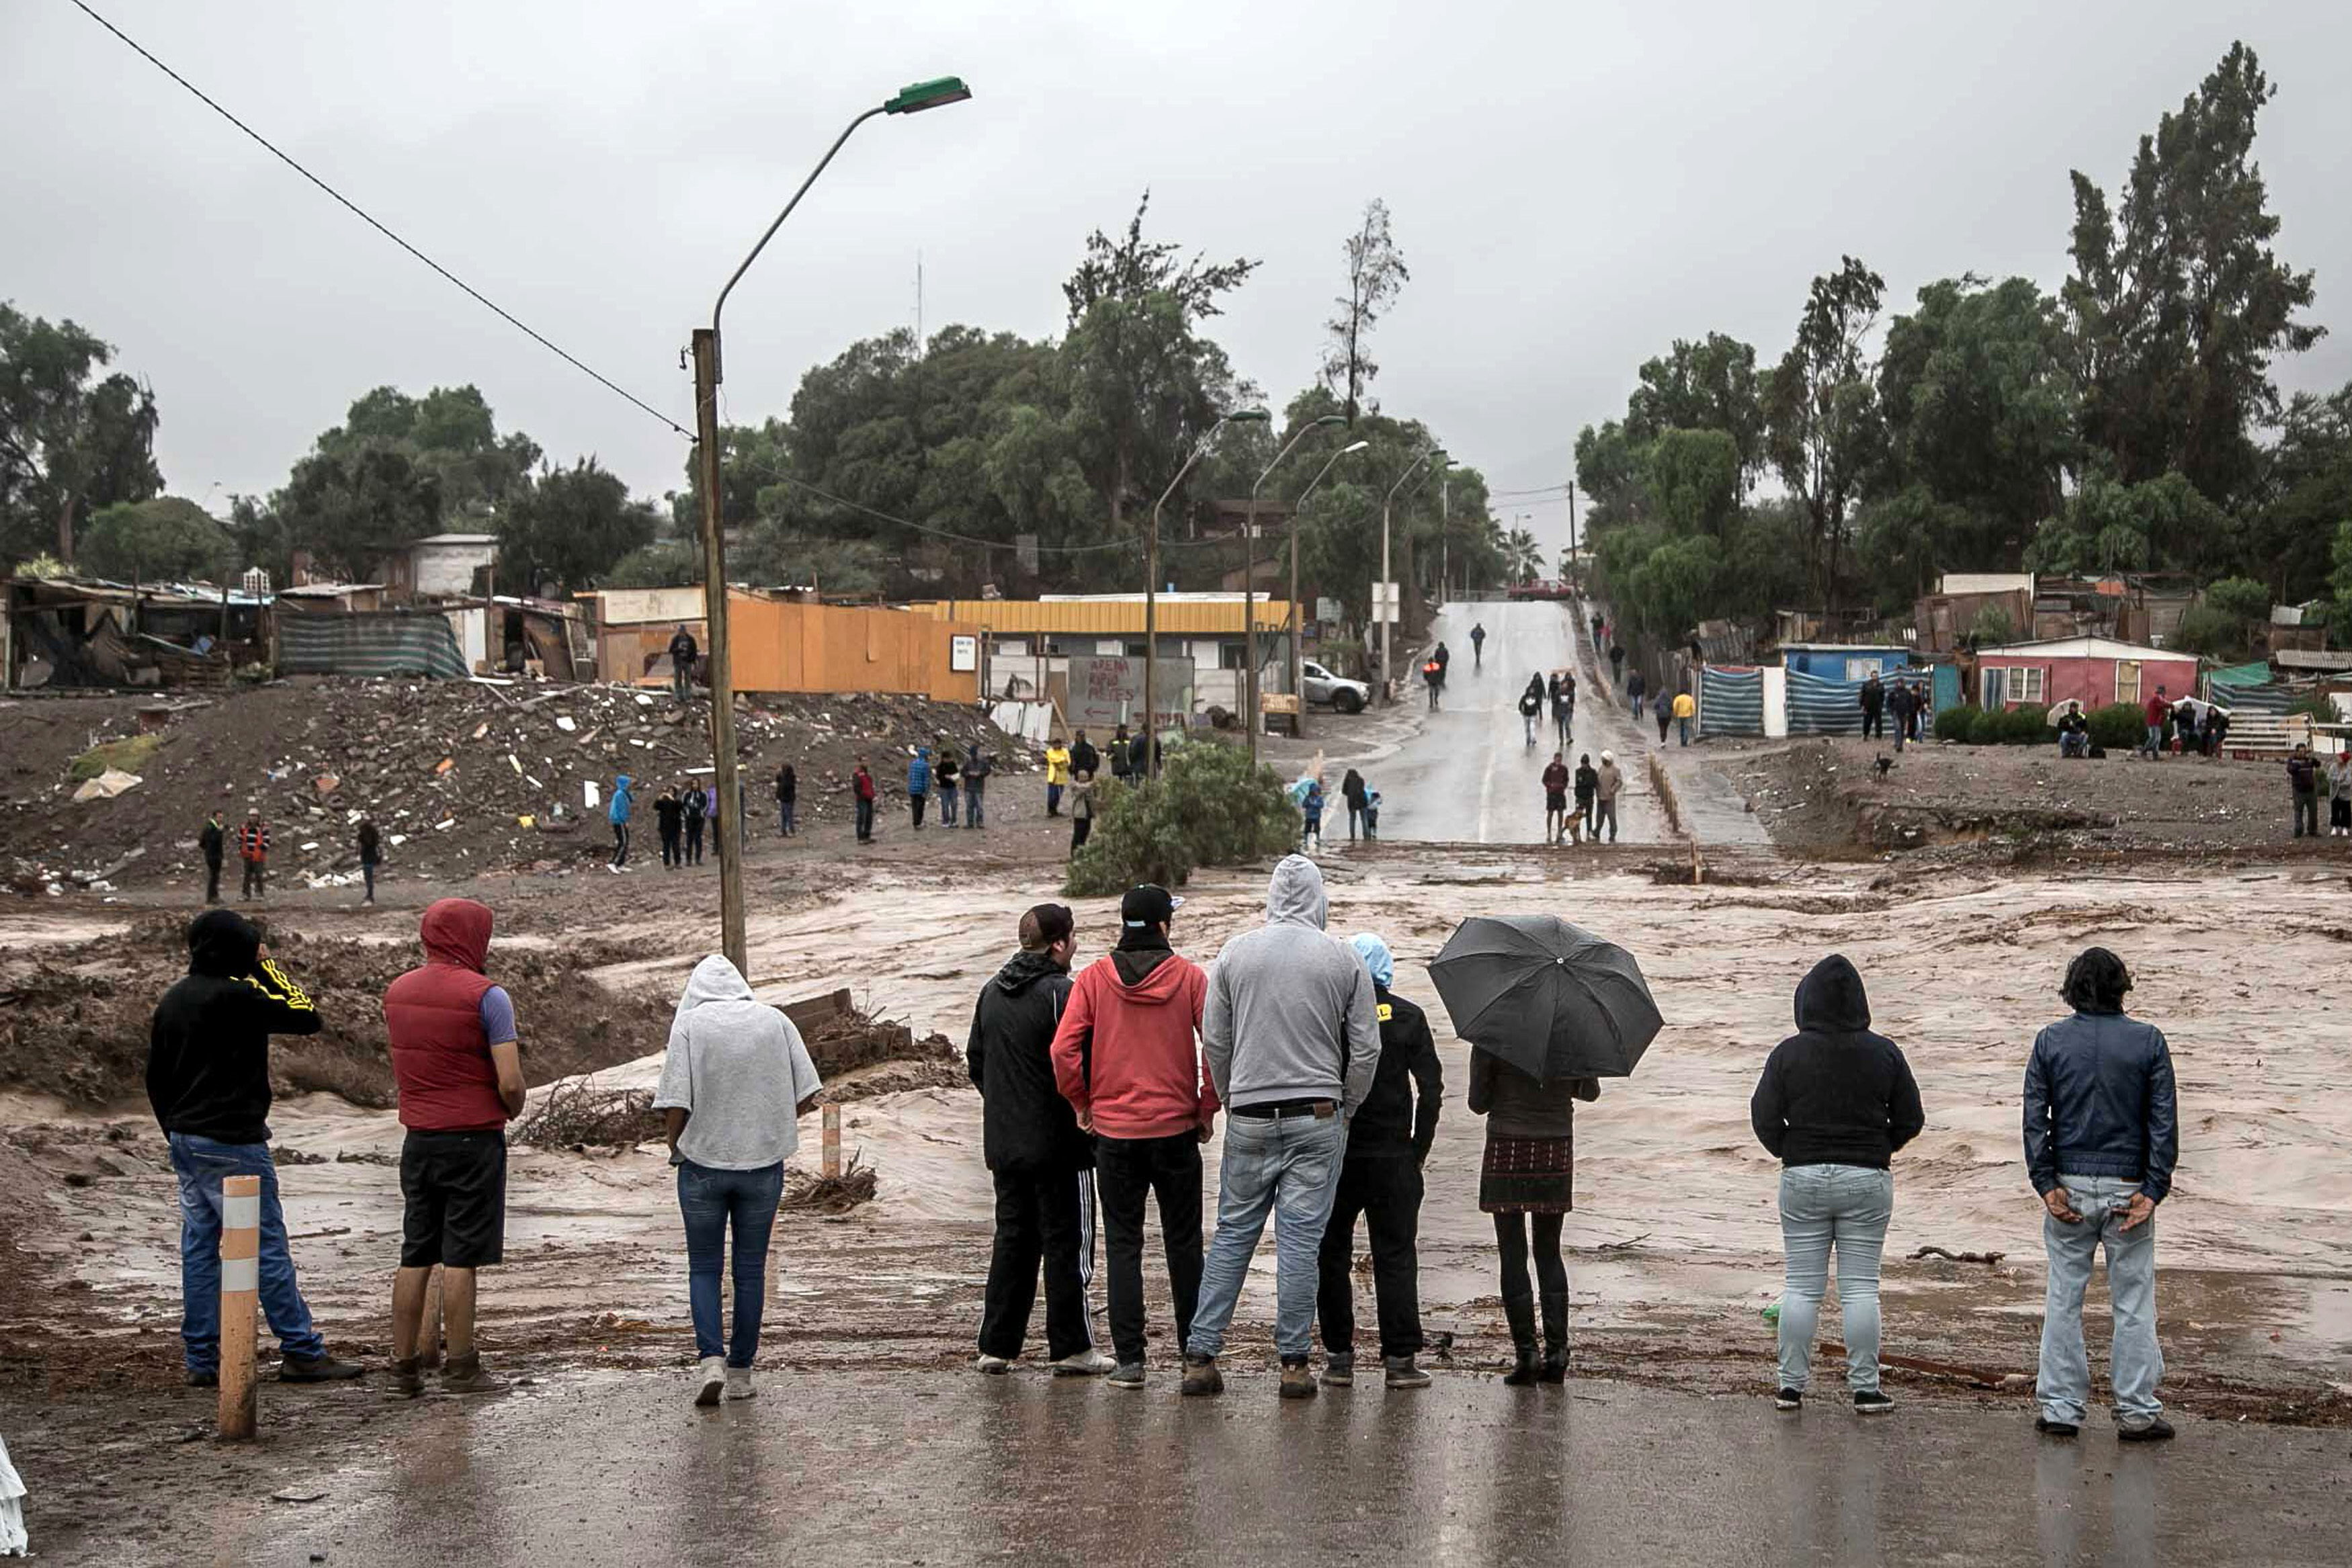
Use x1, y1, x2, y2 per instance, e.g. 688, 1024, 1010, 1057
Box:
514, 1076, 667, 1149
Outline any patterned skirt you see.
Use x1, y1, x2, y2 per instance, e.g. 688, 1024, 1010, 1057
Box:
1479, 1134, 1574, 1215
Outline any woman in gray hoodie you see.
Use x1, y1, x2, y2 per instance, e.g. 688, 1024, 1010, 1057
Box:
652, 955, 824, 1405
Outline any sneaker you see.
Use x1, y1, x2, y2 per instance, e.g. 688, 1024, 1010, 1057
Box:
279, 1351, 366, 1383
1051, 1347, 1115, 1378
2117, 1415, 2175, 1443
384, 1356, 424, 1400
694, 1355, 726, 1407
439, 1350, 508, 1396
1278, 1360, 1318, 1400
1179, 1354, 1223, 1397
1853, 1390, 1895, 1415
1775, 1388, 1804, 1411
974, 1353, 1013, 1376
1105, 1362, 1146, 1391
2035, 1415, 2080, 1438
185, 1367, 218, 1389
1384, 1356, 1431, 1390
1320, 1353, 1355, 1388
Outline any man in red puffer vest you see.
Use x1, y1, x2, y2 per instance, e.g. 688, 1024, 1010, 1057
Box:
382, 898, 526, 1397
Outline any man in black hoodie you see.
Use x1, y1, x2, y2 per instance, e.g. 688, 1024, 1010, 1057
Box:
146, 910, 364, 1386
967, 904, 1109, 1377
1749, 955, 1923, 1414
198, 811, 226, 904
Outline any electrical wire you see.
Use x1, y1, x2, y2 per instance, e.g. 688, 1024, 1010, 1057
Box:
67, 0, 692, 441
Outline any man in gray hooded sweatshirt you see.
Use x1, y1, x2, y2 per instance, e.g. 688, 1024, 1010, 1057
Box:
1183, 855, 1380, 1399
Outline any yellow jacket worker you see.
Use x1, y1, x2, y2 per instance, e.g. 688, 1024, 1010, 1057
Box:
1671, 690, 1696, 745
1044, 744, 1072, 816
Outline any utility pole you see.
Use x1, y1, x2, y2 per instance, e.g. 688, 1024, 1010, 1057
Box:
690, 329, 747, 970
1245, 413, 1344, 770
1145, 408, 1265, 777
1438, 471, 1450, 609
1378, 445, 1443, 705
1568, 478, 1579, 591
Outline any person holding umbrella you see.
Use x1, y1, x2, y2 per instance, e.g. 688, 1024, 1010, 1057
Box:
1431, 915, 1661, 1387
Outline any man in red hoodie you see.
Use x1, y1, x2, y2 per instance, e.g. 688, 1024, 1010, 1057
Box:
1050, 884, 1215, 1389
382, 898, 526, 1397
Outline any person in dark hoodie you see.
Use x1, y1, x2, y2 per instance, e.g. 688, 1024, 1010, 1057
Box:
775, 762, 798, 837
146, 910, 362, 1386
968, 903, 1109, 1377
962, 744, 992, 829
682, 781, 708, 866
357, 818, 381, 904
1050, 885, 1215, 1390
1341, 769, 1368, 842
1749, 955, 1923, 1415
198, 810, 226, 904
1316, 932, 1441, 1391
383, 898, 528, 1397
655, 785, 685, 869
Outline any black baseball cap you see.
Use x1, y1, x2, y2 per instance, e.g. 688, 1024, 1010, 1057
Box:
1121, 884, 1182, 928
1024, 902, 1074, 947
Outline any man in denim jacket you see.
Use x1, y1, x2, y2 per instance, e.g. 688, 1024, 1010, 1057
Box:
2023, 947, 2178, 1442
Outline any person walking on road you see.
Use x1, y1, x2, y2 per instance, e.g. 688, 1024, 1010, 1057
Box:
1069, 770, 1097, 856
1470, 621, 1486, 672
1519, 676, 1544, 748
1859, 672, 1885, 740
1888, 679, 1919, 752
1626, 666, 1646, 713
908, 746, 933, 830
358, 818, 382, 904
1183, 857, 1380, 1401
1608, 644, 1625, 686
2287, 742, 2321, 837
1572, 754, 1597, 844
1341, 769, 1369, 842
1541, 752, 1570, 845
667, 625, 698, 702
1750, 955, 1923, 1414
1044, 740, 1072, 817
147, 910, 363, 1388
655, 785, 685, 869
655, 953, 824, 1405
607, 775, 634, 871
384, 898, 528, 1397
198, 811, 226, 905
1422, 655, 1444, 711
682, 780, 707, 866
237, 810, 269, 900
775, 763, 798, 838
1316, 932, 1441, 1390
2141, 687, 2170, 760
1673, 688, 1696, 746
2025, 947, 2177, 1442
1593, 752, 1622, 843
851, 759, 877, 843
1300, 779, 1325, 853
2328, 748, 2352, 836
1050, 885, 1214, 1390
969, 904, 1108, 1378
1555, 670, 1576, 749
1472, 1041, 1597, 1385
1652, 687, 1673, 745
962, 746, 991, 830
935, 748, 960, 827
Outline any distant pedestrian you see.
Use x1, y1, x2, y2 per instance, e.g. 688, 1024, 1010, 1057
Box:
607, 775, 634, 871
2141, 687, 2169, 759
1050, 883, 1214, 1389
851, 759, 877, 843
1433, 641, 1451, 674
935, 748, 960, 827
1069, 770, 1096, 855
384, 898, 528, 1396
148, 910, 361, 1387
1316, 932, 1441, 1390
2287, 742, 2320, 838
1902, 680, 1927, 746
908, 746, 933, 830
1608, 644, 1625, 686
970, 904, 1107, 1377
656, 785, 685, 869
1301, 779, 1325, 852
358, 818, 382, 904
654, 953, 823, 1405
1470, 621, 1486, 672
1572, 754, 1597, 843
775, 763, 798, 837
1672, 688, 1695, 746
1183, 857, 1379, 1400
1551, 675, 1573, 749
2025, 947, 2177, 1442
1652, 687, 1672, 744
1590, 613, 1605, 647
1518, 677, 1544, 746
1751, 955, 1923, 1415
1859, 672, 1885, 740
1472, 1045, 1597, 1385
237, 810, 269, 900
683, 781, 707, 865
1422, 656, 1444, 711
1361, 787, 1382, 839
1070, 730, 1100, 780
962, 746, 992, 830
1341, 769, 1368, 841
198, 810, 226, 905
2329, 750, 2351, 837
667, 625, 698, 702
1887, 679, 1915, 753
1626, 666, 1646, 711
1542, 752, 1570, 845
1045, 740, 1071, 816
1594, 752, 1622, 843
1109, 725, 1134, 785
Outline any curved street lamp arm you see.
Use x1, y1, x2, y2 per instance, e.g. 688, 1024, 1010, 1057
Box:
713, 103, 890, 341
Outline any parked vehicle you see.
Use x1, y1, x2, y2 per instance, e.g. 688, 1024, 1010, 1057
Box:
1301, 659, 1370, 713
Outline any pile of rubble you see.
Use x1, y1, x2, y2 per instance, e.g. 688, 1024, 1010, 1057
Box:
1, 677, 1037, 893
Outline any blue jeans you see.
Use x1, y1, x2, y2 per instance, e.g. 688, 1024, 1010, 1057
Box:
779, 799, 796, 835
2142, 724, 2162, 758
1677, 716, 1690, 746
1776, 1163, 1893, 1394
1187, 1110, 1346, 1361
679, 1159, 785, 1366
965, 784, 986, 828
2038, 1172, 2163, 1424
939, 785, 958, 826
1046, 782, 1064, 816
168, 1133, 325, 1373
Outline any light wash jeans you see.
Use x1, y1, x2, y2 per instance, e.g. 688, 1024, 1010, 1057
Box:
1776, 1163, 1894, 1394
678, 1159, 785, 1366
169, 1133, 326, 1373
2038, 1172, 2163, 1424
1185, 1110, 1346, 1361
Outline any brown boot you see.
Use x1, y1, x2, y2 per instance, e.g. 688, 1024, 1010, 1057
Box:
439, 1350, 508, 1396
384, 1356, 425, 1400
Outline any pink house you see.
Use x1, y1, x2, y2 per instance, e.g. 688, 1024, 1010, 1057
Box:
1976, 636, 2198, 712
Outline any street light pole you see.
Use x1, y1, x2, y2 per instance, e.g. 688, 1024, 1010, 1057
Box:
1286, 439, 1368, 743
689, 76, 970, 971
1378, 445, 1443, 704
1144, 408, 1267, 778
1245, 413, 1346, 769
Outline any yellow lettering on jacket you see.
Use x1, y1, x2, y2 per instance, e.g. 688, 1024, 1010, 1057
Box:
1376, 1003, 1393, 1023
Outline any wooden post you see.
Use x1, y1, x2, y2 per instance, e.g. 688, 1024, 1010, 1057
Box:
218, 1174, 260, 1440
821, 1103, 841, 1179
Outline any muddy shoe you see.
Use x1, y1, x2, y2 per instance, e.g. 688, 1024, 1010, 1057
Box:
1051, 1347, 1114, 1377
439, 1350, 508, 1396
694, 1355, 726, 1407
1279, 1359, 1318, 1400
384, 1356, 425, 1400
1320, 1353, 1354, 1388
1179, 1354, 1223, 1397
280, 1352, 365, 1383
1105, 1363, 1146, 1391
1384, 1356, 1431, 1390
2117, 1415, 2175, 1443
974, 1353, 1013, 1376
725, 1366, 756, 1401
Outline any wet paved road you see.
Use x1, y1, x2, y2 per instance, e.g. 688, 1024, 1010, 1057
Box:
163, 1371, 2347, 1567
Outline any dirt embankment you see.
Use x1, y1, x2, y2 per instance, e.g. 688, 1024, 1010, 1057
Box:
0, 679, 1041, 894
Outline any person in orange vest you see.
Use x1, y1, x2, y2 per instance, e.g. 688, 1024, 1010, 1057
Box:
1421, 656, 1445, 711
236, 811, 270, 901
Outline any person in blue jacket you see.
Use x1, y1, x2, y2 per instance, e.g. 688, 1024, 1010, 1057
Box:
608, 774, 634, 871
908, 748, 933, 830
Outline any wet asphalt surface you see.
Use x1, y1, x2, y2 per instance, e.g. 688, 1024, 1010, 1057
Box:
124, 1369, 2351, 1567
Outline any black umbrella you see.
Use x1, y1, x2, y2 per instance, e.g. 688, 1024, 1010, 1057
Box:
1428, 914, 1661, 1080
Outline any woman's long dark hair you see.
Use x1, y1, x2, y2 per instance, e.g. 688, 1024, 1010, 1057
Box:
2061, 947, 2132, 1014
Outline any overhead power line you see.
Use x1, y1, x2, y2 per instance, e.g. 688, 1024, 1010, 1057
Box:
67, 0, 691, 440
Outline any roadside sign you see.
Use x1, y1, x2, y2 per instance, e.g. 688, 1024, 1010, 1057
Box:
1370, 581, 1400, 624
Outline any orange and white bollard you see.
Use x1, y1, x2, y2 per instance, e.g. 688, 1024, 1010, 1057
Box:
218, 1174, 260, 1440
821, 1104, 841, 1179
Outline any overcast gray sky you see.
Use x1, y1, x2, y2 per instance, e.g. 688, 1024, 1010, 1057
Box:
5, 1, 2347, 556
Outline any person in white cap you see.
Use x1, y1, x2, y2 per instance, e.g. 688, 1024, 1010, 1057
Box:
1594, 751, 1624, 843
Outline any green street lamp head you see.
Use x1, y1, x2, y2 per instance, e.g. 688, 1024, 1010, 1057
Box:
1313, 414, 1348, 428
1225, 408, 1272, 423
885, 76, 973, 114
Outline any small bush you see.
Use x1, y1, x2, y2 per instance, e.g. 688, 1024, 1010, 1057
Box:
1936, 707, 1977, 744
1998, 704, 2051, 744
2171, 605, 2244, 659
2087, 702, 2145, 752
1065, 738, 1299, 896
69, 734, 162, 781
